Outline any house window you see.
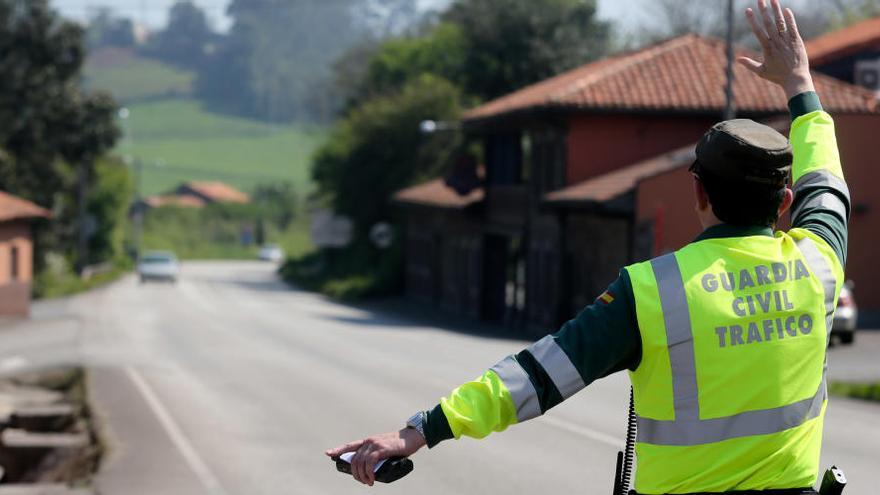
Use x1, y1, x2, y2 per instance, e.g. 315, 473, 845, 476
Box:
10, 246, 19, 281
485, 133, 523, 185
530, 128, 566, 194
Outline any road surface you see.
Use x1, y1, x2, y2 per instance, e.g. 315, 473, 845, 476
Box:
1, 261, 878, 494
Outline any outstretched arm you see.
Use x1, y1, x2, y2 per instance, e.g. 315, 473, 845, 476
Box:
326, 272, 642, 485
739, 0, 849, 265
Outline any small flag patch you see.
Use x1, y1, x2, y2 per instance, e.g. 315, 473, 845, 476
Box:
597, 290, 615, 305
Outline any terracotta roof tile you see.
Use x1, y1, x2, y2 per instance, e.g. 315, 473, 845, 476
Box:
544, 145, 695, 206
465, 34, 877, 122
143, 194, 206, 208
807, 17, 880, 66
393, 179, 484, 209
182, 181, 250, 204
0, 191, 50, 222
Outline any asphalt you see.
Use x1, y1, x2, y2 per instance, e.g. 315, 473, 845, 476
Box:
0, 261, 877, 494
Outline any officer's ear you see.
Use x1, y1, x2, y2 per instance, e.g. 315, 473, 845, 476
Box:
777, 188, 794, 217
693, 175, 711, 212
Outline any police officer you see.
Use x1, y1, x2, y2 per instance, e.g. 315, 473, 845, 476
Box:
327, 1, 850, 493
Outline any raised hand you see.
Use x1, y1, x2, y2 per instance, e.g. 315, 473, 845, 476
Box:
738, 0, 815, 99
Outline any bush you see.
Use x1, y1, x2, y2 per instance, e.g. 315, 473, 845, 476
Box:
279, 235, 403, 300
830, 381, 880, 402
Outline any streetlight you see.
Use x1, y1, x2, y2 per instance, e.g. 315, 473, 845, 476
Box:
118, 107, 143, 261
419, 119, 460, 134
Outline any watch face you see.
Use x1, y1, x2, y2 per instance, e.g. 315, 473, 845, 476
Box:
407, 412, 423, 428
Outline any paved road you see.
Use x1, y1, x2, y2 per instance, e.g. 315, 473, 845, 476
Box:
1, 261, 879, 494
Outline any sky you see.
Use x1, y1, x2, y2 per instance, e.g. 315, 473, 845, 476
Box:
51, 0, 648, 33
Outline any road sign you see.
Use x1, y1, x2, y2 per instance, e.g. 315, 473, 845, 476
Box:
310, 210, 353, 248
369, 222, 393, 249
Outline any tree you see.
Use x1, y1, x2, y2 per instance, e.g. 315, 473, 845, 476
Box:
198, 0, 366, 122
634, 0, 832, 46
332, 22, 469, 112
827, 0, 880, 28
197, 0, 437, 122
442, 0, 612, 100
86, 7, 135, 48
147, 1, 215, 69
0, 0, 120, 263
312, 74, 463, 234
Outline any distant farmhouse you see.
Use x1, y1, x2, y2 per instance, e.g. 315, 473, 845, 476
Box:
0, 192, 50, 317
807, 16, 880, 96
139, 181, 250, 211
394, 34, 879, 335
175, 181, 250, 205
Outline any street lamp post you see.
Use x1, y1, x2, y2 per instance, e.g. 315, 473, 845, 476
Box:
724, 0, 737, 121
119, 107, 143, 262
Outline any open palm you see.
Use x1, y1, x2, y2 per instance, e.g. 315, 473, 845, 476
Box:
738, 0, 814, 98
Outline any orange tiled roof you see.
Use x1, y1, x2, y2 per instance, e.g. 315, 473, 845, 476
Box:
545, 146, 695, 206
393, 179, 484, 209
0, 191, 50, 222
807, 17, 880, 66
182, 181, 250, 204
143, 194, 206, 208
465, 34, 877, 122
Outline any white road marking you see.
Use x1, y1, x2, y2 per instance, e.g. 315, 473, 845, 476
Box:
125, 366, 229, 495
540, 414, 624, 448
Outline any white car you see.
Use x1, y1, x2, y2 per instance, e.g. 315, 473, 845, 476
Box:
138, 251, 180, 283
258, 244, 284, 262
832, 283, 857, 344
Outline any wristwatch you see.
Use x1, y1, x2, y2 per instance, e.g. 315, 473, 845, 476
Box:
405, 411, 426, 439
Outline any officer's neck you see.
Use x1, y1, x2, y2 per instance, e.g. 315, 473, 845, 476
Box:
697, 207, 723, 230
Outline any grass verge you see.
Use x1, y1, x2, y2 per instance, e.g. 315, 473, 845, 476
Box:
34, 261, 130, 300
829, 381, 880, 402
279, 241, 402, 300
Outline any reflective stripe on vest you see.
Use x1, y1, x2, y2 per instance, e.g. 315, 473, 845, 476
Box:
526, 335, 586, 399
791, 170, 850, 224
489, 335, 585, 422
636, 244, 836, 447
490, 356, 541, 422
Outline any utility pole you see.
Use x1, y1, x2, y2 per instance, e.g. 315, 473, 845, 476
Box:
724, 0, 737, 121
76, 161, 90, 274
133, 159, 143, 262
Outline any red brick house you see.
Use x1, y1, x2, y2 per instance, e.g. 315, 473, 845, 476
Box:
0, 192, 50, 317
394, 34, 878, 335
806, 16, 880, 95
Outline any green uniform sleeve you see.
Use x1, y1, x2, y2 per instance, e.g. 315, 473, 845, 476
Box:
423, 271, 641, 448
788, 92, 850, 265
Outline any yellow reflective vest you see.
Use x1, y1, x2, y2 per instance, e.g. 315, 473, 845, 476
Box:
626, 227, 843, 493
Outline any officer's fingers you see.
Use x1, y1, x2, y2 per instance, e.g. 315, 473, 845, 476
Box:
364, 451, 382, 486
758, 0, 780, 45
353, 444, 370, 484
783, 7, 801, 42
737, 56, 763, 75
770, 0, 787, 35
325, 439, 363, 457
745, 8, 771, 50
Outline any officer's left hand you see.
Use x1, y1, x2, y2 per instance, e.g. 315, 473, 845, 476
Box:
325, 428, 426, 486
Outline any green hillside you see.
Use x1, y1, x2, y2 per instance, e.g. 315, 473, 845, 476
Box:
84, 48, 194, 102
83, 48, 326, 196
120, 99, 325, 195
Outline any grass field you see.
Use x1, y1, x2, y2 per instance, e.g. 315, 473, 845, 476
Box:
82, 48, 326, 261
84, 49, 195, 102
121, 99, 326, 195
84, 49, 327, 197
